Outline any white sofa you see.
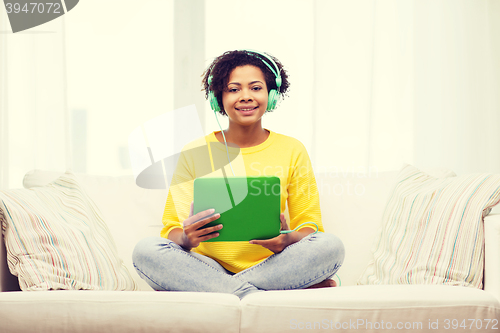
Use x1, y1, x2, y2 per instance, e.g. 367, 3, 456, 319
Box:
0, 169, 499, 333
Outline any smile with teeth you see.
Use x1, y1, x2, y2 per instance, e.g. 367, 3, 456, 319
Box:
236, 106, 258, 111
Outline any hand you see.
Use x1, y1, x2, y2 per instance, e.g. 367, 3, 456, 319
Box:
249, 214, 294, 254
179, 202, 222, 251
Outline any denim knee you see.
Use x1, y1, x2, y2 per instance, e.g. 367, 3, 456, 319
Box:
132, 236, 168, 267
311, 232, 345, 268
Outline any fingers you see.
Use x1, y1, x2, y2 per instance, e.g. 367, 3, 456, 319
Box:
196, 228, 222, 242
186, 213, 222, 236
280, 213, 289, 231
190, 212, 221, 230
249, 234, 280, 246
192, 223, 222, 237
185, 208, 216, 227
182, 214, 222, 248
249, 236, 286, 254
249, 239, 266, 246
189, 202, 194, 217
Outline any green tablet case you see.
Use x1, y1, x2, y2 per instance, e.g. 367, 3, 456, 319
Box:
193, 176, 281, 242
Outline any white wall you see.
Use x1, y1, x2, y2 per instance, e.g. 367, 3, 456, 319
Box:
1, 0, 499, 189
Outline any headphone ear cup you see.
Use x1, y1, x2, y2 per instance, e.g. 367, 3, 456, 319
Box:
267, 89, 279, 111
208, 90, 221, 112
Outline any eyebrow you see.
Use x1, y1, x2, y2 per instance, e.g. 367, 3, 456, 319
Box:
227, 80, 264, 86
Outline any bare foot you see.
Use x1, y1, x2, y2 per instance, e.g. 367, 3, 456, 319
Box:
306, 279, 337, 289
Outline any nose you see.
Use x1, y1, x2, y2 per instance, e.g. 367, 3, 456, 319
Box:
240, 88, 253, 102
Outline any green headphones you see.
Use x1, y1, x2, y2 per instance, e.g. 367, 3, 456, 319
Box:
208, 50, 282, 112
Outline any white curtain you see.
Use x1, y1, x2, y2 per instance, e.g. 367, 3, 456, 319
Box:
1, 0, 499, 189
206, 0, 500, 176
0, 12, 68, 189
411, 0, 500, 175
0, 0, 174, 189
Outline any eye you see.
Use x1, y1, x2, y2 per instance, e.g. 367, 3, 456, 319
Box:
227, 87, 238, 93
252, 86, 263, 91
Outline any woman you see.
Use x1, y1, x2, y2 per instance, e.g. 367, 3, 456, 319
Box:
133, 50, 345, 298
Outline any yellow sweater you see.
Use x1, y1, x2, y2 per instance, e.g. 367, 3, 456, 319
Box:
160, 130, 323, 273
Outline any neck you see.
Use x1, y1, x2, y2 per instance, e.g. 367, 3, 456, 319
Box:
220, 123, 269, 148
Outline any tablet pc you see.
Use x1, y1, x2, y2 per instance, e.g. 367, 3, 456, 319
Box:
193, 176, 281, 242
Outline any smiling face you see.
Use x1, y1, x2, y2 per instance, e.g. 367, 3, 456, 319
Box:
222, 65, 268, 129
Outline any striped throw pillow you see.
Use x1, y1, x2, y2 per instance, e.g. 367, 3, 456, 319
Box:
358, 164, 500, 288
0, 172, 136, 291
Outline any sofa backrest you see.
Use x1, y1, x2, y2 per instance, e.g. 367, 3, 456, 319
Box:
18, 169, 400, 289
2, 167, 455, 290
317, 169, 399, 286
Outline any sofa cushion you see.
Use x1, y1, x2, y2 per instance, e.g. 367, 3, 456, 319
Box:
0, 172, 136, 291
240, 285, 500, 333
0, 291, 241, 333
358, 164, 500, 288
23, 169, 168, 291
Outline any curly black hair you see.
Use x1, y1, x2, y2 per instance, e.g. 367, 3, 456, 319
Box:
202, 50, 290, 116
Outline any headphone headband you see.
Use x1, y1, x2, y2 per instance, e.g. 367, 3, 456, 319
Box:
238, 49, 282, 88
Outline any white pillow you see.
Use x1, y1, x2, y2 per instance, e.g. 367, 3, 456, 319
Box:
358, 164, 500, 289
0, 172, 136, 291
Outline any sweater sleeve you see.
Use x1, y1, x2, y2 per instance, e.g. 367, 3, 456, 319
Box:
160, 150, 194, 239
286, 142, 324, 233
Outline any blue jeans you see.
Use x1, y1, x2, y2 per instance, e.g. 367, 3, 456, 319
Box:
132, 232, 345, 299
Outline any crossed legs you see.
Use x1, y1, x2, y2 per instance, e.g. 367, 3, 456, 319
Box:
132, 232, 344, 299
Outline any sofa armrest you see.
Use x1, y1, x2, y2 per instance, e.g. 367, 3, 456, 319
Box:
484, 213, 500, 301
0, 233, 20, 292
